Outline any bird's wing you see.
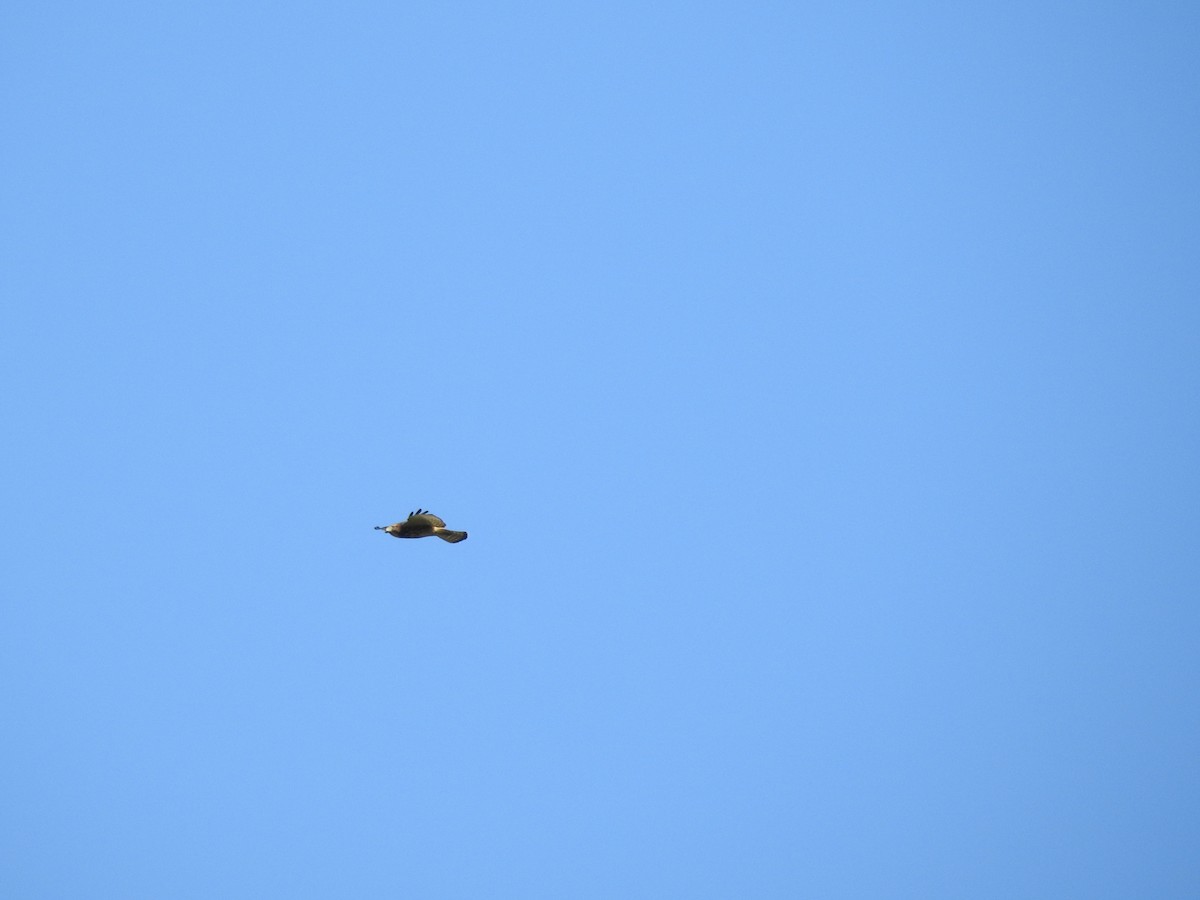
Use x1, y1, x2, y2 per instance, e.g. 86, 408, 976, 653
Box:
409, 512, 446, 528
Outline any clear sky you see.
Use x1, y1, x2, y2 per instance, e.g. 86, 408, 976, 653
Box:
3, 2, 1198, 897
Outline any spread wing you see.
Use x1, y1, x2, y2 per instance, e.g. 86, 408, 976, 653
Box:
407, 510, 446, 528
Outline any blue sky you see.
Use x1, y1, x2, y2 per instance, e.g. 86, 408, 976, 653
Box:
3, 2, 1199, 897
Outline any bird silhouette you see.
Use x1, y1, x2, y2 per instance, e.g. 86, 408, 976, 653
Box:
374, 509, 468, 543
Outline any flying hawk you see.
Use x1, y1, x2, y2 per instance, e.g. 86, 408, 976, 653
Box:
375, 509, 468, 543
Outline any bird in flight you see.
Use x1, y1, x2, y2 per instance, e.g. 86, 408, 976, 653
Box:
375, 509, 468, 543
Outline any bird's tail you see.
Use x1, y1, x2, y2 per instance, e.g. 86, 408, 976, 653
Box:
436, 529, 468, 543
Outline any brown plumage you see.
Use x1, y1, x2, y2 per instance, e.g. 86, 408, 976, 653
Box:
374, 509, 468, 543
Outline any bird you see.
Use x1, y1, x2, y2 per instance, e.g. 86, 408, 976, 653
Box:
374, 509, 468, 543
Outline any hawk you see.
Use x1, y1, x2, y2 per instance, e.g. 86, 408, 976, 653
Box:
375, 509, 468, 543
